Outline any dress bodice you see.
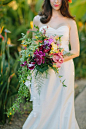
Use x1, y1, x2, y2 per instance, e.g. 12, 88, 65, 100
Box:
39, 25, 70, 51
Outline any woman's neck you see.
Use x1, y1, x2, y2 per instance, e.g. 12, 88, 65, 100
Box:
52, 9, 62, 18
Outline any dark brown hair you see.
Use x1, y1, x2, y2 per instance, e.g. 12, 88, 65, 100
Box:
39, 0, 75, 24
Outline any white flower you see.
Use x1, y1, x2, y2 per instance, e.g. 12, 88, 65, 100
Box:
27, 75, 30, 80
24, 80, 31, 89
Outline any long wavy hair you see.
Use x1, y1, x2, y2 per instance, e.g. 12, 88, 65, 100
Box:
39, 0, 75, 23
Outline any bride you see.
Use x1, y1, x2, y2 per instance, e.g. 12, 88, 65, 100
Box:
23, 0, 80, 128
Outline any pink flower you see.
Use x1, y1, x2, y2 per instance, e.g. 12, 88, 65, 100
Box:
56, 62, 62, 68
24, 47, 27, 50
42, 28, 46, 34
53, 52, 64, 68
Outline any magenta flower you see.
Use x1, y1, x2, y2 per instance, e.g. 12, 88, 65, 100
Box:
34, 50, 45, 64
20, 61, 27, 67
34, 50, 45, 56
34, 54, 42, 65
39, 46, 43, 51
34, 50, 38, 55
27, 62, 35, 70
38, 51, 45, 56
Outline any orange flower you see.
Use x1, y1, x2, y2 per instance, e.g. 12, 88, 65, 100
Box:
39, 40, 42, 43
78, 22, 83, 28
7, 38, 11, 45
68, 0, 72, 3
0, 26, 4, 34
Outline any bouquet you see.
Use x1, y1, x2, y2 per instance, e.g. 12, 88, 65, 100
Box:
7, 25, 71, 117
20, 25, 66, 93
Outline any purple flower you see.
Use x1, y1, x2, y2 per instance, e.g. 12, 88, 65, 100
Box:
20, 61, 27, 67
44, 40, 49, 45
27, 62, 35, 70
43, 44, 51, 53
48, 38, 54, 44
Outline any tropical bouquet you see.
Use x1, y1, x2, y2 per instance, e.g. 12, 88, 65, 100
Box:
7, 25, 71, 117
21, 27, 64, 70
20, 25, 66, 92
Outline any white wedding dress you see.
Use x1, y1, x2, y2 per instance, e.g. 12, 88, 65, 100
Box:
22, 25, 80, 129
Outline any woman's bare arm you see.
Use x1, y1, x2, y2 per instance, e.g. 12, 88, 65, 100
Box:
63, 20, 80, 62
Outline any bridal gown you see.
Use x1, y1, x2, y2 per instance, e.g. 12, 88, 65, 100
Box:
22, 25, 80, 129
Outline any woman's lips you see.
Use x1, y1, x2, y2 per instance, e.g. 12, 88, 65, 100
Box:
54, 4, 59, 7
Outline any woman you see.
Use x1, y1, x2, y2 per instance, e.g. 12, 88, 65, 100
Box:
23, 0, 80, 128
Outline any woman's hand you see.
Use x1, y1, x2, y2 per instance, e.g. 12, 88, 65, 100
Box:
63, 50, 79, 62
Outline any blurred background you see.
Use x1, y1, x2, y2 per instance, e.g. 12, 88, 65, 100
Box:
0, 0, 86, 129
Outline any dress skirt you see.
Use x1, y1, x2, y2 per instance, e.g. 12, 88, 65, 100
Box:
22, 59, 80, 129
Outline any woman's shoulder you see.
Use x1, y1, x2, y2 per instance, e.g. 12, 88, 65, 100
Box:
64, 17, 77, 30
67, 18, 77, 28
69, 18, 76, 25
